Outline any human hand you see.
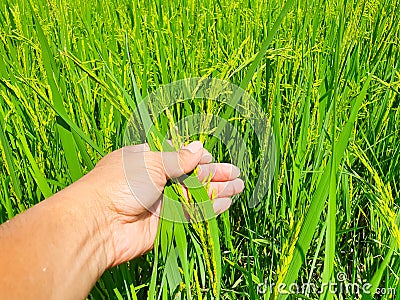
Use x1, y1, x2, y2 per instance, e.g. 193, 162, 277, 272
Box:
79, 141, 244, 268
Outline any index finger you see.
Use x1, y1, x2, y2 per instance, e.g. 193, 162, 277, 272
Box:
197, 163, 240, 182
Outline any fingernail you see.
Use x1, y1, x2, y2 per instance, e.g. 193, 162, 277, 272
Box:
200, 153, 213, 164
236, 179, 245, 193
183, 141, 203, 153
232, 166, 241, 178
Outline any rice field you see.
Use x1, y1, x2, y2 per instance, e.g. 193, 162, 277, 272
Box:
0, 0, 399, 299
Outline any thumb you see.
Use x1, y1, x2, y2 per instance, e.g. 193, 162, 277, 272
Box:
162, 141, 204, 179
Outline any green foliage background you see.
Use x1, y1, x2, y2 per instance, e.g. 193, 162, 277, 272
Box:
0, 0, 399, 298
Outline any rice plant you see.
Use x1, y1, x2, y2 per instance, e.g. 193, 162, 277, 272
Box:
0, 0, 399, 299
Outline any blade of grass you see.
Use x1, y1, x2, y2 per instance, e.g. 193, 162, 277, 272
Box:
279, 67, 377, 298
206, 0, 296, 150
0, 106, 22, 201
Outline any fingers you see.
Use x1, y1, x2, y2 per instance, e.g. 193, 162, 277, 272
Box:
123, 143, 150, 152
199, 148, 213, 164
124, 141, 243, 201
180, 178, 244, 201
182, 197, 233, 220
162, 141, 205, 179
207, 178, 245, 198
180, 198, 232, 222
150, 195, 163, 217
197, 163, 240, 182
124, 141, 212, 181
213, 198, 232, 215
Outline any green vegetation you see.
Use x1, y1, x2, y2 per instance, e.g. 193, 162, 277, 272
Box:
0, 0, 399, 299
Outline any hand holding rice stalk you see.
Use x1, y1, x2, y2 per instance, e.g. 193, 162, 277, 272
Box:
143, 122, 244, 299
124, 67, 243, 298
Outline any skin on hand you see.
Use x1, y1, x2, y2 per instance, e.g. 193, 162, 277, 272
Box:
0, 141, 244, 299
87, 141, 245, 267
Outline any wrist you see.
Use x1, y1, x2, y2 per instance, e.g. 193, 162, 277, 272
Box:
0, 177, 116, 299
56, 177, 116, 274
